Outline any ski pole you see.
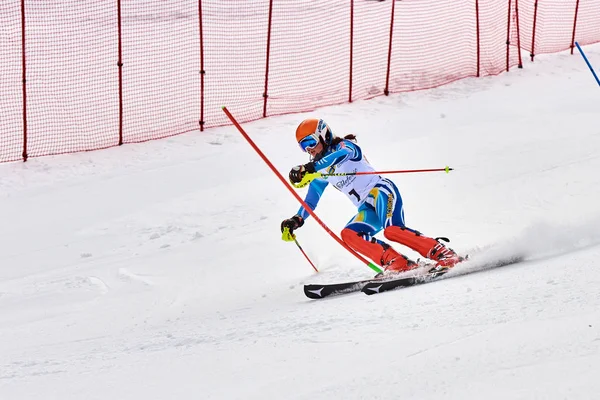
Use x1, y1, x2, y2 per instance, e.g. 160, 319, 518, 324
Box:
282, 227, 319, 273
321, 166, 453, 177
292, 236, 319, 273
292, 167, 453, 188
222, 106, 382, 274
575, 42, 600, 87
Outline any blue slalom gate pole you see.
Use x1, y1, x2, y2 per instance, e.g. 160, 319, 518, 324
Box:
575, 42, 600, 87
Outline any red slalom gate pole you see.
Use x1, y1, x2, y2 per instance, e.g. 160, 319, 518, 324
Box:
221, 106, 382, 274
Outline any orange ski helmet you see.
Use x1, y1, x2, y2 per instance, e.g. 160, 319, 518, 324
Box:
295, 119, 333, 152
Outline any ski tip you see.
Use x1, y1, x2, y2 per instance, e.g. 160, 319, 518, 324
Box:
303, 285, 326, 299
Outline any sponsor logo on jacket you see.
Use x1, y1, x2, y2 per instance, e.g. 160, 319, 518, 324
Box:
335, 168, 357, 190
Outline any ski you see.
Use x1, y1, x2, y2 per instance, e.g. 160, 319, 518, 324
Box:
303, 279, 376, 299
303, 265, 434, 299
361, 254, 526, 296
361, 268, 449, 295
303, 261, 439, 299
304, 254, 526, 299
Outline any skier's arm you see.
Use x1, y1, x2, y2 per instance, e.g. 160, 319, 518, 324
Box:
281, 178, 328, 241
289, 141, 361, 188
311, 141, 360, 171
296, 178, 329, 220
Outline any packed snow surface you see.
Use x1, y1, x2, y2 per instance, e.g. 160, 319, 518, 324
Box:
1, 45, 600, 399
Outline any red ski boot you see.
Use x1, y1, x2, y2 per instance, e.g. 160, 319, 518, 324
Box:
383, 227, 464, 271
428, 237, 464, 271
381, 245, 419, 274
340, 228, 418, 277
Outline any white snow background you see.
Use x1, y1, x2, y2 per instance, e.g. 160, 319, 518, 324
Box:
1, 44, 600, 399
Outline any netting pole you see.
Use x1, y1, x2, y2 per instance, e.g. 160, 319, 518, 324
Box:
475, 0, 481, 77
20, 0, 28, 161
530, 0, 539, 61
349, 0, 354, 103
384, 0, 396, 96
262, 0, 274, 118
117, 0, 124, 145
515, 0, 523, 68
506, 0, 512, 72
198, 0, 205, 131
570, 0, 580, 55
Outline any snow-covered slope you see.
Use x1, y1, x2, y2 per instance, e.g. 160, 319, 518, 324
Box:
1, 45, 600, 399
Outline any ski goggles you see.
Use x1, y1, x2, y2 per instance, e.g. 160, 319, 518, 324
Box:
298, 134, 319, 152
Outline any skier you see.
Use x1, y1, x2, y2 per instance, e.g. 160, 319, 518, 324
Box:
280, 118, 461, 274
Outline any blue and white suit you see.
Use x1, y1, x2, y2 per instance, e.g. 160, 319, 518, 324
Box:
297, 139, 406, 238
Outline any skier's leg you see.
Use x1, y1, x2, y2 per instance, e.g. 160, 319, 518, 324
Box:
341, 181, 417, 272
372, 178, 461, 268
341, 207, 415, 272
383, 226, 458, 263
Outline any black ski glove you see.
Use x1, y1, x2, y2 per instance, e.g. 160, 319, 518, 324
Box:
289, 162, 316, 184
281, 215, 304, 240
